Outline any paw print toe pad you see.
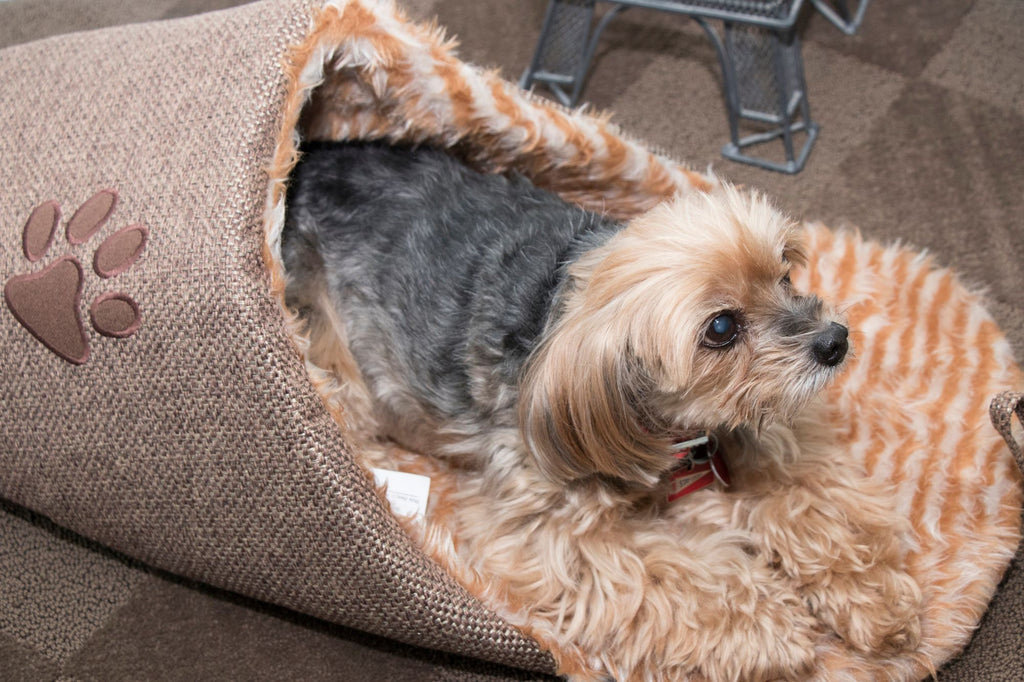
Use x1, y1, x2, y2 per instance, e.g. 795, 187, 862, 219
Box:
94, 225, 148, 278
23, 201, 60, 262
90, 292, 141, 338
67, 189, 117, 245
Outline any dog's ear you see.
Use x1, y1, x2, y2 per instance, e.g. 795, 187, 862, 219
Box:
518, 313, 671, 487
783, 226, 808, 267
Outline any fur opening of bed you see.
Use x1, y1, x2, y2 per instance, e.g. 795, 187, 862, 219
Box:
258, 2, 1023, 679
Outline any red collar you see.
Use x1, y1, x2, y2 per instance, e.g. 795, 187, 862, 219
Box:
666, 434, 730, 502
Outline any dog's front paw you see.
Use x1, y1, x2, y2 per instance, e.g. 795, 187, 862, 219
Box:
699, 586, 820, 682
807, 565, 922, 655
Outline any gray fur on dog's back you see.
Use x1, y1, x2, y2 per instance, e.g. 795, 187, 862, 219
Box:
283, 141, 621, 450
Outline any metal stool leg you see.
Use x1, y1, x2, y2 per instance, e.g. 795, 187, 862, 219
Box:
709, 21, 818, 174
520, 0, 599, 107
520, 1, 850, 172
810, 0, 871, 35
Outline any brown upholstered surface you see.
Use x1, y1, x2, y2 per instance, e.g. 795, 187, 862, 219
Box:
1, 0, 1021, 680
0, 0, 552, 678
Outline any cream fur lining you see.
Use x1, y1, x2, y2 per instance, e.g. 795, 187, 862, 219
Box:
261, 1, 1023, 678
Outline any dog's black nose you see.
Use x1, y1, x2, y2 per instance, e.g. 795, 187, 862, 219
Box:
812, 323, 848, 367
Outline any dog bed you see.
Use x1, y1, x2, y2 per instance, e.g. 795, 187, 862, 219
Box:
0, 0, 1020, 678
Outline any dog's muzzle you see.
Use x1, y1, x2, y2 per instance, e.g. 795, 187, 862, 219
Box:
812, 322, 849, 367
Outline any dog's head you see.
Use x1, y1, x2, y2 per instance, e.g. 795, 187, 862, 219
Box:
519, 185, 848, 486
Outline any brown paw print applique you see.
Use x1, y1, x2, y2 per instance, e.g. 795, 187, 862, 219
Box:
4, 189, 147, 365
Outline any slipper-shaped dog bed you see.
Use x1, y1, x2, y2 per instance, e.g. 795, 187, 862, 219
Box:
1, 0, 1020, 678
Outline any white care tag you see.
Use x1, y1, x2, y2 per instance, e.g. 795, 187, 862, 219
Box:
371, 468, 431, 522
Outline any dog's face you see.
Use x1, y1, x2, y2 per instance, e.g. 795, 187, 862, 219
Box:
519, 186, 848, 485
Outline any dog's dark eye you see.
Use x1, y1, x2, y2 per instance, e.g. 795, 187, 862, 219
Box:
703, 312, 741, 348
781, 272, 792, 289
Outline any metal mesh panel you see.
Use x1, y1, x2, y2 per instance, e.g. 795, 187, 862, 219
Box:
728, 24, 800, 116
535, 0, 597, 75
730, 25, 780, 114
780, 33, 801, 107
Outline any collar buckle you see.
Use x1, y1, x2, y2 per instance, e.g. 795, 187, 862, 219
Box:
666, 432, 730, 502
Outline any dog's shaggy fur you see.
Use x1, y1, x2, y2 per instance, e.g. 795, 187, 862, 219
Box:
282, 141, 922, 681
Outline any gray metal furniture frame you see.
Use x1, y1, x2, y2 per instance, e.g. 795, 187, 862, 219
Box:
810, 0, 869, 35
520, 0, 869, 173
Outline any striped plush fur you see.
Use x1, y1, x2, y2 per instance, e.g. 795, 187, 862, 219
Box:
262, 1, 1022, 679
793, 225, 1022, 678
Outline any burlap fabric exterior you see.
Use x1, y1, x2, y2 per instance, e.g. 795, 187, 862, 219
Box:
0, 0, 551, 673
1, 0, 1022, 678
991, 392, 1024, 472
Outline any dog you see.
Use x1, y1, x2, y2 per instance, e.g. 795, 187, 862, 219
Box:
282, 141, 922, 681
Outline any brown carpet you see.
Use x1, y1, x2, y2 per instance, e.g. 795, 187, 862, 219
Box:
1, 0, 1021, 679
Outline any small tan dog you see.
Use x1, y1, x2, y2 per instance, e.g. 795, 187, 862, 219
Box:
283, 142, 922, 680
